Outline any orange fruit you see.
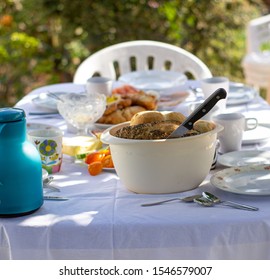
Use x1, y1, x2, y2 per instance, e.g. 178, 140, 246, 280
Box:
101, 155, 114, 168
85, 152, 105, 164
88, 162, 103, 176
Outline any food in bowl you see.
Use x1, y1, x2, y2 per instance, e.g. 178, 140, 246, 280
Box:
101, 111, 223, 194
114, 111, 216, 140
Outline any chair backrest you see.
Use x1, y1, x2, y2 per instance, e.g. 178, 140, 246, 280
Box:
73, 40, 212, 84
246, 14, 270, 53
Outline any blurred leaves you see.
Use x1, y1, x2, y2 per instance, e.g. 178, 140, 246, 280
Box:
0, 0, 267, 106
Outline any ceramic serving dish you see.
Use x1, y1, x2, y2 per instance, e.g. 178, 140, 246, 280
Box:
101, 122, 223, 194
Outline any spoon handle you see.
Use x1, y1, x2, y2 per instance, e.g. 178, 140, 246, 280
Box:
222, 201, 259, 211
43, 195, 69, 201
141, 198, 180, 207
43, 185, 60, 193
141, 194, 202, 207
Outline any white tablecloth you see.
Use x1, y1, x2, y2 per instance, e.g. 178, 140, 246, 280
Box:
1, 81, 270, 260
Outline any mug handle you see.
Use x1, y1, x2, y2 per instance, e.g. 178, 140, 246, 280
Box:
245, 118, 258, 131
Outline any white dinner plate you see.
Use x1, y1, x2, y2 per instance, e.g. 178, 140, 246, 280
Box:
118, 70, 187, 92
27, 122, 57, 132
211, 164, 270, 195
243, 125, 270, 144
218, 150, 270, 167
227, 82, 258, 106
31, 83, 85, 111
103, 167, 115, 172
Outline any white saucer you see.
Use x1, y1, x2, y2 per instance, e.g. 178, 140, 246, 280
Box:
218, 150, 270, 167
243, 125, 270, 144
244, 110, 270, 128
227, 82, 257, 105
211, 164, 270, 195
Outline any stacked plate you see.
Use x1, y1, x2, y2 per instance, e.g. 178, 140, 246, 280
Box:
118, 70, 187, 93
227, 82, 258, 106
212, 150, 270, 195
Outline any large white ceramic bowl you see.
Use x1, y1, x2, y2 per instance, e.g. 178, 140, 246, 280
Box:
101, 122, 223, 194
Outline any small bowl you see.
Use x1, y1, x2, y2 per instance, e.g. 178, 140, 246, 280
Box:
57, 92, 106, 131
101, 122, 223, 194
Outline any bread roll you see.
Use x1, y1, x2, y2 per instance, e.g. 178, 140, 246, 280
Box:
162, 111, 186, 123
193, 120, 216, 133
98, 106, 146, 124
130, 111, 164, 126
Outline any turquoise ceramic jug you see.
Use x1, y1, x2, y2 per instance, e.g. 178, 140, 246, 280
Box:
0, 108, 43, 217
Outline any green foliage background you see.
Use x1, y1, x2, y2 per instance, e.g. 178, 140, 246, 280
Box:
0, 0, 266, 106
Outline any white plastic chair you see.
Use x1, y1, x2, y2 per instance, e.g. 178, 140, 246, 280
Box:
242, 14, 270, 103
73, 40, 212, 84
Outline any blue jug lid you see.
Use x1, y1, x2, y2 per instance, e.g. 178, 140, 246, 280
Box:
0, 108, 25, 123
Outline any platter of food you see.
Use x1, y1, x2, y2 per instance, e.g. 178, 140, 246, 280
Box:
84, 148, 115, 176
95, 84, 191, 128
95, 84, 159, 127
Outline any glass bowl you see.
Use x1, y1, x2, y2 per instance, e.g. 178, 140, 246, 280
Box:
57, 92, 106, 135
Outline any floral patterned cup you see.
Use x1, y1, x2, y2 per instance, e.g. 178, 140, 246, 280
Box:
28, 129, 63, 174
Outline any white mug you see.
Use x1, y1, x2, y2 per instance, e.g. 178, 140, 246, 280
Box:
200, 77, 229, 113
213, 113, 258, 154
86, 76, 113, 96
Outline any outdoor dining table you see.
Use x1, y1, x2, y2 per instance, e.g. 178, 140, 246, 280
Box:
1, 80, 270, 260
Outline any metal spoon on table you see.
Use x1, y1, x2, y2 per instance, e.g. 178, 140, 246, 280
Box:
202, 192, 259, 211
141, 194, 202, 207
193, 197, 214, 207
46, 91, 65, 102
43, 175, 60, 193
